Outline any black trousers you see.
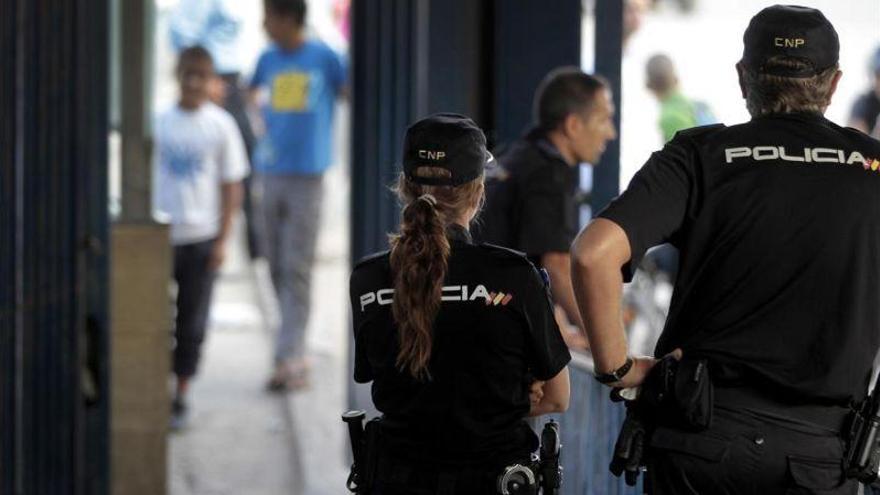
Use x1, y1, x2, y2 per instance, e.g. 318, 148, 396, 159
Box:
646, 405, 857, 495
370, 465, 498, 495
369, 451, 512, 495
172, 238, 217, 378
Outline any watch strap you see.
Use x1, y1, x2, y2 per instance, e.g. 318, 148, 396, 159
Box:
595, 357, 635, 384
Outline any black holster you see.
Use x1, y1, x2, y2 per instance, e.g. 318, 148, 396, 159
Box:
343, 411, 383, 494
498, 420, 563, 494
638, 357, 713, 432
609, 357, 713, 486
362, 419, 382, 490
845, 378, 880, 483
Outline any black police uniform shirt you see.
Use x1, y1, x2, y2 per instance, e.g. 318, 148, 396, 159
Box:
475, 128, 580, 266
599, 112, 880, 405
349, 225, 571, 466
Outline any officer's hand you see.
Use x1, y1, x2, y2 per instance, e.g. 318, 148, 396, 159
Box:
529, 380, 545, 405
612, 349, 682, 389
613, 356, 657, 389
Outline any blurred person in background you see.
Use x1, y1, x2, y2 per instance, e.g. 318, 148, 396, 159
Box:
333, 0, 351, 43
650, 0, 697, 14
154, 46, 248, 430
475, 67, 617, 352
572, 6, 880, 493
350, 114, 570, 494
848, 46, 880, 135
646, 53, 717, 143
169, 0, 261, 259
623, 0, 651, 49
249, 0, 348, 392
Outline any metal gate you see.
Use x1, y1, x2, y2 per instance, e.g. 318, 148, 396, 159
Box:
0, 1, 110, 493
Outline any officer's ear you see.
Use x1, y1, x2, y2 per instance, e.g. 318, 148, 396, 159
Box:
825, 69, 843, 107
735, 62, 747, 100
562, 112, 583, 138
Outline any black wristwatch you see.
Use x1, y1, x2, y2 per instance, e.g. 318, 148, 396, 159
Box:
594, 357, 634, 384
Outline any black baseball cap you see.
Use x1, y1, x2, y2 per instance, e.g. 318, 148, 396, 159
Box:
742, 5, 839, 77
402, 113, 493, 187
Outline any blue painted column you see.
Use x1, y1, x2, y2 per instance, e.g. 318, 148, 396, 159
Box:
591, 0, 624, 213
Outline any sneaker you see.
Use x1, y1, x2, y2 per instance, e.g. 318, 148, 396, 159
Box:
170, 397, 189, 431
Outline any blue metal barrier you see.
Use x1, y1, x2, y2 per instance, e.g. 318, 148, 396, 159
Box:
544, 353, 643, 495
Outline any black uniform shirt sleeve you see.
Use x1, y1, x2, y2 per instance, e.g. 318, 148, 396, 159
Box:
597, 135, 695, 282
349, 269, 374, 383
517, 166, 576, 256
522, 266, 571, 380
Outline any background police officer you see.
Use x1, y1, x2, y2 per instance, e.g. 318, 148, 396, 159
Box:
570, 5, 880, 494
476, 68, 617, 351
350, 114, 572, 494
848, 45, 880, 135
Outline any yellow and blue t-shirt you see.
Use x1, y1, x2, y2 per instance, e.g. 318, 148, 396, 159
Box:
250, 40, 347, 175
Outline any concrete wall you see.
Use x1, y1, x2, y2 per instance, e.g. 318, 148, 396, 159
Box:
111, 223, 171, 495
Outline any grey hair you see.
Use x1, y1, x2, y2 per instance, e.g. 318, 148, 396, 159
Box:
742, 56, 838, 117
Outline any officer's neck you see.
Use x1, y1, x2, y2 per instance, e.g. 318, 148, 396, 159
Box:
452, 206, 478, 232
449, 219, 470, 233
445, 223, 472, 245
545, 130, 578, 166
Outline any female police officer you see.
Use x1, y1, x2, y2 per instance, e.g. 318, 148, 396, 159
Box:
349, 113, 572, 494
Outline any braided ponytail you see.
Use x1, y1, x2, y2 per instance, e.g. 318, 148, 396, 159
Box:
389, 169, 484, 379
389, 194, 450, 379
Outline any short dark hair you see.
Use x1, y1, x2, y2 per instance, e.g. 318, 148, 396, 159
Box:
741, 56, 838, 117
176, 45, 213, 72
265, 0, 307, 25
534, 67, 608, 132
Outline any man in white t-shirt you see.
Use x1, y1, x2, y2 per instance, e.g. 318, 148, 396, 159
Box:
154, 46, 248, 430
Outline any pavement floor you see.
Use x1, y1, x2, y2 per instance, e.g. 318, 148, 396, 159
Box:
168, 163, 351, 495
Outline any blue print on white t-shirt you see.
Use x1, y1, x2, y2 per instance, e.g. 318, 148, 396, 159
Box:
162, 142, 204, 178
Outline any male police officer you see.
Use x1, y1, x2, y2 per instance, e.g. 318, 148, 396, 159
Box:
571, 5, 880, 493
477, 68, 616, 350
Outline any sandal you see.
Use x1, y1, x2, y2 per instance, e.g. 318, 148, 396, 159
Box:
265, 361, 310, 392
